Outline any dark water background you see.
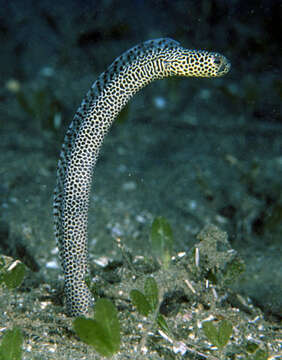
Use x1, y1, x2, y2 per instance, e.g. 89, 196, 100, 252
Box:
0, 0, 281, 355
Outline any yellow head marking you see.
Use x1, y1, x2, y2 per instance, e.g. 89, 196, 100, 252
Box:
163, 48, 231, 78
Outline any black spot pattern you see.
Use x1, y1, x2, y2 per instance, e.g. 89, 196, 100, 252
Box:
53, 38, 230, 316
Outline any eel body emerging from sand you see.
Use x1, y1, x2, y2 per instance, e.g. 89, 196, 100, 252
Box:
53, 38, 230, 316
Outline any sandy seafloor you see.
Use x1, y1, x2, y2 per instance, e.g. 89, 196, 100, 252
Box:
0, 0, 281, 359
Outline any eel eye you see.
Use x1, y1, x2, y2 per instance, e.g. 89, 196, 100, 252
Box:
213, 55, 222, 66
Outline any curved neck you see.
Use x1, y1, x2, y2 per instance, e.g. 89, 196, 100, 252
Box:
54, 40, 178, 316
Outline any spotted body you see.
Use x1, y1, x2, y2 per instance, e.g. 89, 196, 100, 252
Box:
53, 38, 230, 316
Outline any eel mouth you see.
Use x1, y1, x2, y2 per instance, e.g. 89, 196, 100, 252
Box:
218, 56, 231, 76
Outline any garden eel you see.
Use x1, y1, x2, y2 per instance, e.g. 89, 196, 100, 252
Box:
53, 38, 230, 316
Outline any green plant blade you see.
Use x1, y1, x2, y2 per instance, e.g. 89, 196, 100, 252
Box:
3, 262, 26, 289
130, 289, 152, 316
157, 314, 170, 335
144, 277, 158, 311
74, 318, 114, 357
150, 216, 173, 267
218, 320, 232, 347
94, 298, 120, 351
0, 327, 23, 360
202, 321, 220, 348
73, 299, 120, 357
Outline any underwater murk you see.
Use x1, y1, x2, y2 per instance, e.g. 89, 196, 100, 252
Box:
0, 0, 281, 359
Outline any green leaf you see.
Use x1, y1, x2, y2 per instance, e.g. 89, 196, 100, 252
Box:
202, 321, 221, 348
150, 217, 173, 268
218, 320, 232, 347
0, 327, 23, 360
144, 277, 158, 311
73, 299, 120, 357
157, 314, 170, 335
94, 298, 120, 348
74, 318, 112, 356
3, 262, 26, 289
130, 289, 152, 316
202, 320, 232, 349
